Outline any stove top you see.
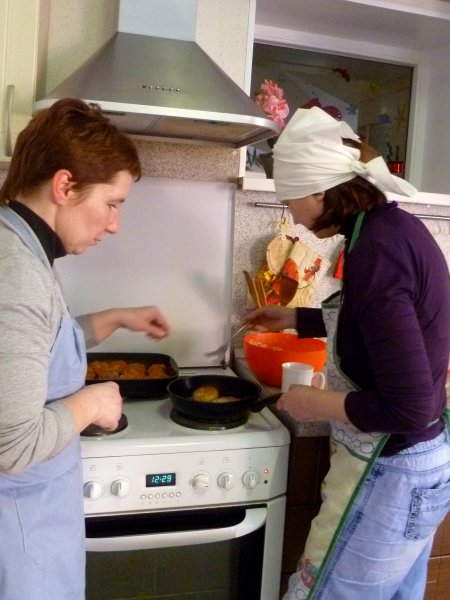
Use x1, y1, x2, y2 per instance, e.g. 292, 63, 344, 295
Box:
80, 397, 289, 458
169, 407, 248, 430
80, 368, 290, 459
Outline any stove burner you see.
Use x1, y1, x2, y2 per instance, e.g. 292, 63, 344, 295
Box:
80, 413, 129, 437
170, 409, 247, 431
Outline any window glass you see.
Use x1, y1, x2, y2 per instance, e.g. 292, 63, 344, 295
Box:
250, 43, 413, 179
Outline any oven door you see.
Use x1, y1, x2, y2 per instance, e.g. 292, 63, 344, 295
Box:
85, 499, 285, 600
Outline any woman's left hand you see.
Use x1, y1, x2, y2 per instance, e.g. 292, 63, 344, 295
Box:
88, 306, 170, 344
117, 306, 170, 340
276, 385, 350, 423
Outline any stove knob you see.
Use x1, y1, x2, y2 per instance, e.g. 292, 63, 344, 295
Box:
242, 469, 259, 489
84, 480, 103, 500
110, 479, 131, 498
217, 471, 236, 490
192, 472, 210, 492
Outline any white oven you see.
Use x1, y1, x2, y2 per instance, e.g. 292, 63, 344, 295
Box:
81, 367, 290, 600
56, 176, 291, 598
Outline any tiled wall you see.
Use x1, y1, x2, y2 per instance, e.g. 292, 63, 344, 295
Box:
232, 190, 450, 327
232, 190, 343, 317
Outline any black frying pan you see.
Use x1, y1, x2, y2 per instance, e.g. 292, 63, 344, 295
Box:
167, 375, 281, 422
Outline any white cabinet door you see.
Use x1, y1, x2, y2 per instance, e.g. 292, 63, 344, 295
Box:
0, 0, 40, 164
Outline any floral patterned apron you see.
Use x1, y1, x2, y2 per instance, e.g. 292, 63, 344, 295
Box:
0, 206, 87, 599
284, 212, 389, 599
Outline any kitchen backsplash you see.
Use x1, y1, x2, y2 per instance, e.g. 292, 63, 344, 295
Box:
232, 190, 450, 326
232, 193, 343, 316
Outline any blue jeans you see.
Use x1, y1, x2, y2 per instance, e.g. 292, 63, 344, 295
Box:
311, 428, 450, 600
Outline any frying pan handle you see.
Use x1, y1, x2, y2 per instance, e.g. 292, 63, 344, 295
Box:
250, 393, 282, 413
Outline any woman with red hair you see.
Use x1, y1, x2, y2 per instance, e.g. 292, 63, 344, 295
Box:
0, 99, 170, 599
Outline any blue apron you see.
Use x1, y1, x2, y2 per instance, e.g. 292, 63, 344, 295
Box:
0, 206, 87, 599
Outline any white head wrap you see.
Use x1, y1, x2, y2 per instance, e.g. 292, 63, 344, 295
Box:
273, 106, 417, 200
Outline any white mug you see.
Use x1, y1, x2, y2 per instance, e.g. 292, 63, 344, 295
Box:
281, 362, 326, 392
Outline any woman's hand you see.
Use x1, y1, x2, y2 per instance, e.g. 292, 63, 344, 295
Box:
88, 306, 170, 344
276, 384, 349, 423
115, 306, 170, 340
242, 305, 296, 332
64, 381, 123, 432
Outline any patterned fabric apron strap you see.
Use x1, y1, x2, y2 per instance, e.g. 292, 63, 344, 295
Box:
443, 407, 450, 429
284, 212, 389, 599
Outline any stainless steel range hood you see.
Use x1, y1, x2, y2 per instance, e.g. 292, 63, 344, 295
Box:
34, 32, 279, 147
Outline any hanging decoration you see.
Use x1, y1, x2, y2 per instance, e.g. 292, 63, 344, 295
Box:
301, 97, 342, 120
367, 81, 381, 96
256, 227, 330, 308
394, 102, 408, 130
254, 79, 290, 129
333, 250, 344, 279
332, 68, 351, 82
250, 79, 290, 178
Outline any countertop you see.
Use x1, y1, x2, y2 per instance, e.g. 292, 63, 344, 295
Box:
233, 347, 330, 438
233, 347, 450, 439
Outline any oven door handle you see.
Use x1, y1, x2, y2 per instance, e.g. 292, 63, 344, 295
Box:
86, 507, 267, 552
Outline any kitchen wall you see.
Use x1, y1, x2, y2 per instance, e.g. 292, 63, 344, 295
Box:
2, 159, 449, 345
41, 0, 119, 97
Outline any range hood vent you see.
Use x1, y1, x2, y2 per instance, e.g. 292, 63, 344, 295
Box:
35, 33, 279, 147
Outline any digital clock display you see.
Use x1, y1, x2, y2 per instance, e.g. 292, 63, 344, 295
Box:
146, 472, 176, 488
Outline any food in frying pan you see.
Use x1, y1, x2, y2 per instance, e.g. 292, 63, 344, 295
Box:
86, 360, 172, 380
192, 386, 220, 402
192, 385, 239, 403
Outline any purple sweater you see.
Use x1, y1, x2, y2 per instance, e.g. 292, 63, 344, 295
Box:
297, 202, 450, 455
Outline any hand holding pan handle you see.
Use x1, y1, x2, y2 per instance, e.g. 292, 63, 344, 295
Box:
249, 393, 282, 412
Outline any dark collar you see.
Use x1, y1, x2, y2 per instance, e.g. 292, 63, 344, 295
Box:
338, 201, 398, 254
8, 200, 66, 265
338, 213, 359, 249
338, 202, 398, 242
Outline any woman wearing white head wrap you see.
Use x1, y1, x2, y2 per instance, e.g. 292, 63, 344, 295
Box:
273, 106, 417, 200
243, 107, 450, 600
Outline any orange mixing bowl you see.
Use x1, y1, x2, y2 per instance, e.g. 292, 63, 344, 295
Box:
244, 333, 326, 388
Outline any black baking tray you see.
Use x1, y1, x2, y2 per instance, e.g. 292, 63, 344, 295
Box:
85, 352, 179, 400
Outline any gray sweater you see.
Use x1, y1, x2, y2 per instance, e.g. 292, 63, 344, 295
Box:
0, 216, 78, 473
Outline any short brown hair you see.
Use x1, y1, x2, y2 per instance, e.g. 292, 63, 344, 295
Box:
311, 177, 387, 233
0, 98, 141, 205
310, 139, 387, 233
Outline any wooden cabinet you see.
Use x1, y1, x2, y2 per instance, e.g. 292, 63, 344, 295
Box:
280, 436, 330, 597
0, 0, 41, 164
425, 513, 450, 600
0, 0, 120, 166
281, 435, 450, 599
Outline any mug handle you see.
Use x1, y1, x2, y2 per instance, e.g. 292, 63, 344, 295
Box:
311, 372, 326, 390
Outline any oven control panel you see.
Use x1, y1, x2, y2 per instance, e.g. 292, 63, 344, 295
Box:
82, 445, 289, 515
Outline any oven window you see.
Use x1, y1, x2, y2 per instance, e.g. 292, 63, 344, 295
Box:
85, 507, 265, 600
